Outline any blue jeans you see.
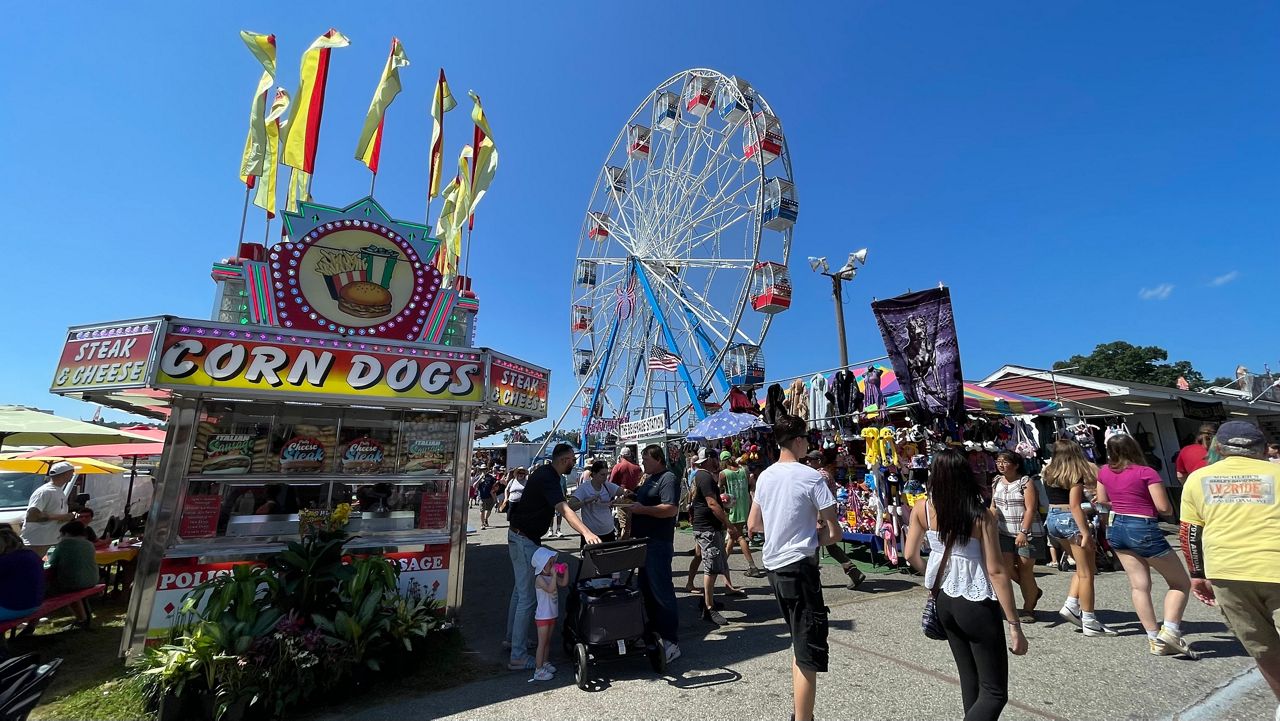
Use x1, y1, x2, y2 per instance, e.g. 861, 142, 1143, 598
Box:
1045, 507, 1082, 542
638, 537, 679, 644
1109, 515, 1172, 559
506, 530, 540, 663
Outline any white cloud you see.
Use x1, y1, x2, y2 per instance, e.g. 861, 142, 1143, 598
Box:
1138, 283, 1174, 301
1210, 270, 1240, 287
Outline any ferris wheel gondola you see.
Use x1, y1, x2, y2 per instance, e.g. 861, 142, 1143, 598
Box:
557, 68, 798, 452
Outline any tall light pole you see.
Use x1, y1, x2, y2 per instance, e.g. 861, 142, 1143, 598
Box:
809, 249, 868, 367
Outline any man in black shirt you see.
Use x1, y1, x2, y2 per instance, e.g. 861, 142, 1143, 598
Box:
689, 448, 738, 625
504, 443, 600, 671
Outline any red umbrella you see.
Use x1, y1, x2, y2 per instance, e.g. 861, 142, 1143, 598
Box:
17, 439, 165, 540
15, 442, 164, 458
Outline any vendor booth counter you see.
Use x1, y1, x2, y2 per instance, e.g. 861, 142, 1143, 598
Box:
50, 315, 548, 656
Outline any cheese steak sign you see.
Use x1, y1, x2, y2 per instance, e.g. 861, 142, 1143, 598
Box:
154, 324, 484, 405
51, 319, 161, 393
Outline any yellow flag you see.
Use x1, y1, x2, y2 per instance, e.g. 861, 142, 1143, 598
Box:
432, 177, 462, 277
238, 31, 276, 184
433, 147, 474, 278
355, 38, 410, 174
465, 92, 497, 230
428, 68, 458, 198
253, 89, 290, 217
285, 167, 310, 213
283, 29, 350, 173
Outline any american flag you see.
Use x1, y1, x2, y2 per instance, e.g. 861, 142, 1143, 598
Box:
615, 274, 637, 320
647, 348, 681, 372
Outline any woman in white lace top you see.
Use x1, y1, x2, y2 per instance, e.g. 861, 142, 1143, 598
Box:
906, 450, 1027, 721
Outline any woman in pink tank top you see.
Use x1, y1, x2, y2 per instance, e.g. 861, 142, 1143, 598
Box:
1095, 434, 1195, 658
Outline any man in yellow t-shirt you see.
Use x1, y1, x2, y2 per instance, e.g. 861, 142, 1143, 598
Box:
1180, 421, 1280, 706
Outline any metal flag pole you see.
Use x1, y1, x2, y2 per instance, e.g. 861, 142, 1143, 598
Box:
369, 170, 378, 198
463, 225, 473, 279
236, 186, 252, 250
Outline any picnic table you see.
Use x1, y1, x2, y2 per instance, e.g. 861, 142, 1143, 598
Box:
95, 544, 140, 597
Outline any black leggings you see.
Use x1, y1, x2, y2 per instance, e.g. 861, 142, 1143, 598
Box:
937, 593, 1008, 721
825, 543, 852, 565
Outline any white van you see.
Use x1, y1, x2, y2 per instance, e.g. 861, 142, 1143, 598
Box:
0, 470, 154, 537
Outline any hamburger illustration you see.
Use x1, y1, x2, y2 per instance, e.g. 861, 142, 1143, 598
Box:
338, 281, 393, 318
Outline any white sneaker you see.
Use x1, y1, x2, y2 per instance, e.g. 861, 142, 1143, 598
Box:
543, 662, 556, 674
529, 666, 554, 682
555, 531, 565, 539
664, 641, 681, 663
1082, 619, 1118, 637
1058, 606, 1083, 628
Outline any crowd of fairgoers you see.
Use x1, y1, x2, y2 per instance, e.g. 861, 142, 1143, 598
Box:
468, 421, 1280, 721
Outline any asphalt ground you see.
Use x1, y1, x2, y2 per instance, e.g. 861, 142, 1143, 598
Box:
325, 506, 1276, 721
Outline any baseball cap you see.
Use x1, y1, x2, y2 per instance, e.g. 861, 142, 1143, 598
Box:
804, 450, 823, 464
1214, 421, 1265, 456
48, 461, 75, 477
693, 447, 716, 466
719, 450, 732, 462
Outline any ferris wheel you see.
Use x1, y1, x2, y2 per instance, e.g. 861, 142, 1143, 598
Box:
566, 68, 798, 444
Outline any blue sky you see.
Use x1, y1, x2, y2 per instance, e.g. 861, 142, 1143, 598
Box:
2, 2, 1276, 433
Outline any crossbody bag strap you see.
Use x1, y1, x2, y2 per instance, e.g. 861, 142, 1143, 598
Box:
927, 502, 953, 594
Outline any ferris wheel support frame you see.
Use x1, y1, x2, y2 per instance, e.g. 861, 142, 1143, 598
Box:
634, 260, 708, 423
681, 305, 731, 398
579, 259, 632, 457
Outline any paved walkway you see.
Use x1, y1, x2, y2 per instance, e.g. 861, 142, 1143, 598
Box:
324, 507, 1275, 720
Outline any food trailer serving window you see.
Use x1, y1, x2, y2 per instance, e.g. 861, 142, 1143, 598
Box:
178, 400, 461, 543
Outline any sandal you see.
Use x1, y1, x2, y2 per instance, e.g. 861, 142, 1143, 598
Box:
1018, 610, 1036, 624
724, 587, 747, 597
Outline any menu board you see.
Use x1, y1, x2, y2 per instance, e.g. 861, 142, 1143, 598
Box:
398, 413, 456, 475
179, 495, 222, 538
189, 405, 270, 475
417, 485, 450, 530
266, 415, 338, 474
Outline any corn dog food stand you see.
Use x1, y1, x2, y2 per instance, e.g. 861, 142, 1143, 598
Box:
48, 197, 549, 656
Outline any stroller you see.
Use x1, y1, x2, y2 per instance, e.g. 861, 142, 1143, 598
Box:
562, 538, 665, 690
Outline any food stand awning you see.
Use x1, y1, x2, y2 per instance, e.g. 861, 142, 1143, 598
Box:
0, 405, 158, 450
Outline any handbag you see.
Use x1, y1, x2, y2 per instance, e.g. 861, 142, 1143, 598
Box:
921, 503, 954, 641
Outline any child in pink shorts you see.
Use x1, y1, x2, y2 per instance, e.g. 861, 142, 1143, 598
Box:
530, 546, 568, 682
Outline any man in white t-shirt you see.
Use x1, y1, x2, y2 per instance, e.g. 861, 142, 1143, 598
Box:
748, 415, 841, 721
22, 461, 77, 557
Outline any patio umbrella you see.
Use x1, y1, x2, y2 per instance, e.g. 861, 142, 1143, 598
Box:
687, 409, 767, 441
0, 405, 155, 450
0, 456, 128, 474
13, 442, 165, 459
963, 384, 1060, 415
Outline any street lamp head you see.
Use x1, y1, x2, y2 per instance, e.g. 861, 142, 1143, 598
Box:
807, 256, 829, 273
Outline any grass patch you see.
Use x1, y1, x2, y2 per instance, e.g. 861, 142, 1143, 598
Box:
8, 595, 151, 721
14, 600, 474, 721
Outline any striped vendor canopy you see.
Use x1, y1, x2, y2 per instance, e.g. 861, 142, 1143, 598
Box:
963, 384, 1059, 415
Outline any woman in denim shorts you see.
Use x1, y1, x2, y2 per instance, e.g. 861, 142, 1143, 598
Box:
1042, 439, 1118, 637
1096, 434, 1195, 657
